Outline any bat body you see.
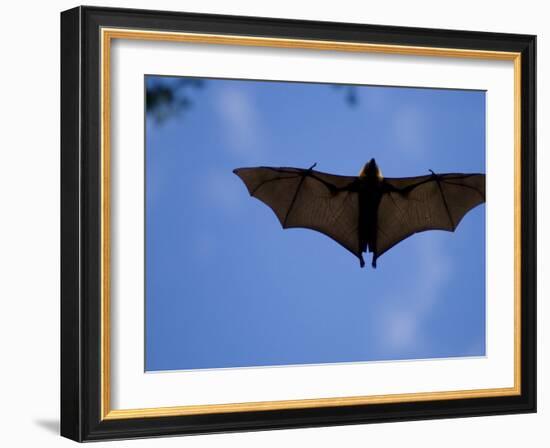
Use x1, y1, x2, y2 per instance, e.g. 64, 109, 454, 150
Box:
233, 159, 485, 268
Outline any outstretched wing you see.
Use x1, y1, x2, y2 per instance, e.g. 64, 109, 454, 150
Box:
375, 173, 485, 259
233, 166, 362, 261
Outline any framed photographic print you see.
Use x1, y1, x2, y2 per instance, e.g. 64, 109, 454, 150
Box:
60, 6, 536, 442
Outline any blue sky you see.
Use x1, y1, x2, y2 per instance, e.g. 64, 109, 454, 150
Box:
145, 76, 486, 371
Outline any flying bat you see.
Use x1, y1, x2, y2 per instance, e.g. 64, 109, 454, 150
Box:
233, 159, 485, 268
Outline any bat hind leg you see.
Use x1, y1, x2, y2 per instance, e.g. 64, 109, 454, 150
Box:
371, 254, 377, 268
358, 254, 365, 268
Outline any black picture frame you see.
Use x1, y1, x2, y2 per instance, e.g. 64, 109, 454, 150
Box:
61, 5, 536, 442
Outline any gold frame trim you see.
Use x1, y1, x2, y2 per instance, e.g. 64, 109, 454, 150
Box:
100, 28, 522, 420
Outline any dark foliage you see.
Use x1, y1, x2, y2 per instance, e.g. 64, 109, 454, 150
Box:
146, 78, 205, 124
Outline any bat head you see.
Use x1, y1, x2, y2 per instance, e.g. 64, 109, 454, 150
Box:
359, 158, 383, 180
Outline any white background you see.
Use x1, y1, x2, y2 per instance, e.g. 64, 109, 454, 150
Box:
0, 0, 546, 447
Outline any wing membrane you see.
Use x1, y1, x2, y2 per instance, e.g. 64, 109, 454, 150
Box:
234, 167, 361, 258
376, 173, 485, 257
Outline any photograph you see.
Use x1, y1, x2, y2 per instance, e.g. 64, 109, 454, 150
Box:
144, 76, 487, 372
56, 4, 537, 442
0, 0, 543, 446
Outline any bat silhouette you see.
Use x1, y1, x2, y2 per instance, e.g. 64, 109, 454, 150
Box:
233, 159, 485, 268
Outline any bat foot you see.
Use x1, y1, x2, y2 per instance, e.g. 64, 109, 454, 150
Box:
359, 255, 365, 268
